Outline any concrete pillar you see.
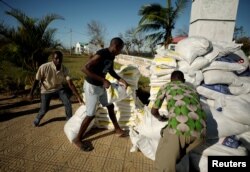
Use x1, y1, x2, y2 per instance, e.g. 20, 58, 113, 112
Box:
189, 0, 239, 42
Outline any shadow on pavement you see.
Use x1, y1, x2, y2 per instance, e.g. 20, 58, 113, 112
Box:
39, 116, 67, 126
0, 104, 63, 122
0, 99, 40, 110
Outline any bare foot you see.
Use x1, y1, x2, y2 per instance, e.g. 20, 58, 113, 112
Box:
72, 138, 83, 149
114, 129, 129, 137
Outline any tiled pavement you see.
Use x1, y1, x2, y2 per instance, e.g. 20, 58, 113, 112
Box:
0, 95, 154, 172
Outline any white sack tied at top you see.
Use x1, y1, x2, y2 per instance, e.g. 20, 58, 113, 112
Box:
204, 104, 250, 139
136, 106, 167, 140
212, 40, 242, 57
117, 65, 141, 89
177, 57, 210, 73
229, 82, 250, 95
203, 69, 250, 87
129, 106, 167, 160
197, 86, 250, 126
175, 36, 212, 64
106, 82, 133, 104
200, 97, 250, 139
129, 127, 159, 160
202, 50, 249, 74
219, 93, 250, 126
203, 70, 238, 85
105, 65, 141, 90
183, 70, 204, 87
64, 105, 95, 143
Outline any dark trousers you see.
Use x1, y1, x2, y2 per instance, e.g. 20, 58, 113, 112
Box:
36, 89, 72, 121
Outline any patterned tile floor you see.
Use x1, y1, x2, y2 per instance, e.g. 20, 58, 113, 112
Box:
0, 95, 154, 172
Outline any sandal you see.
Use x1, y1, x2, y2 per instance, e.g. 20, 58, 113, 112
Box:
80, 141, 94, 152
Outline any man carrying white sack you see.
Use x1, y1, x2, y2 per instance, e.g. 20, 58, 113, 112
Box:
73, 37, 128, 151
151, 70, 206, 172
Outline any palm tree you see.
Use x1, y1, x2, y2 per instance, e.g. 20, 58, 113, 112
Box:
0, 9, 63, 72
137, 0, 189, 47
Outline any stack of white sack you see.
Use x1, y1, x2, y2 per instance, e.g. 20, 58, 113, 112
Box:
148, 46, 180, 115
95, 97, 144, 129
64, 82, 131, 143
175, 36, 213, 86
95, 65, 144, 129
190, 88, 250, 172
176, 37, 250, 172
129, 106, 190, 172
129, 36, 250, 172
126, 47, 175, 161
64, 65, 140, 142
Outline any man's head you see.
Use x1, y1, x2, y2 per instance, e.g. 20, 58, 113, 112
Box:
171, 70, 185, 83
52, 51, 63, 68
109, 37, 124, 55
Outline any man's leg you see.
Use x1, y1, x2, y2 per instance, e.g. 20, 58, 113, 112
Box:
58, 89, 72, 120
106, 104, 127, 136
72, 81, 98, 150
34, 93, 52, 127
99, 85, 127, 136
73, 115, 95, 149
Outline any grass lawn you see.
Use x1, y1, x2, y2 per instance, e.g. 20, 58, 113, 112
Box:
63, 54, 122, 79
63, 54, 88, 79
1, 53, 150, 104
63, 53, 150, 104
63, 54, 124, 94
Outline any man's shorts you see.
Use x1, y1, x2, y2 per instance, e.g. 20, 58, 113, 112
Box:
83, 80, 109, 116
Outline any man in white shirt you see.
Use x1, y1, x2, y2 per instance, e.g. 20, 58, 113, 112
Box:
28, 51, 83, 127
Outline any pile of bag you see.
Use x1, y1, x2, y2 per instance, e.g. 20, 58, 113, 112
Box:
94, 65, 143, 129
64, 65, 142, 143
129, 36, 250, 172
130, 106, 167, 160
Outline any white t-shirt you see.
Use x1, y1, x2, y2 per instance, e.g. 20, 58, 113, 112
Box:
36, 62, 71, 94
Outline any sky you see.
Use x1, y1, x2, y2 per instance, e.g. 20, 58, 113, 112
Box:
0, 0, 249, 48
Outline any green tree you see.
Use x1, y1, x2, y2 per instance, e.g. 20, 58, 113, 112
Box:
233, 26, 245, 40
236, 36, 250, 56
137, 0, 189, 46
0, 9, 63, 72
87, 20, 106, 48
120, 27, 144, 55
233, 26, 250, 56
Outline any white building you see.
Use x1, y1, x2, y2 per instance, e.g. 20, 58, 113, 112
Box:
74, 42, 86, 54
75, 42, 104, 55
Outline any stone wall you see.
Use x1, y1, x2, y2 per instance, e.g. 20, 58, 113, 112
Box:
115, 54, 152, 77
